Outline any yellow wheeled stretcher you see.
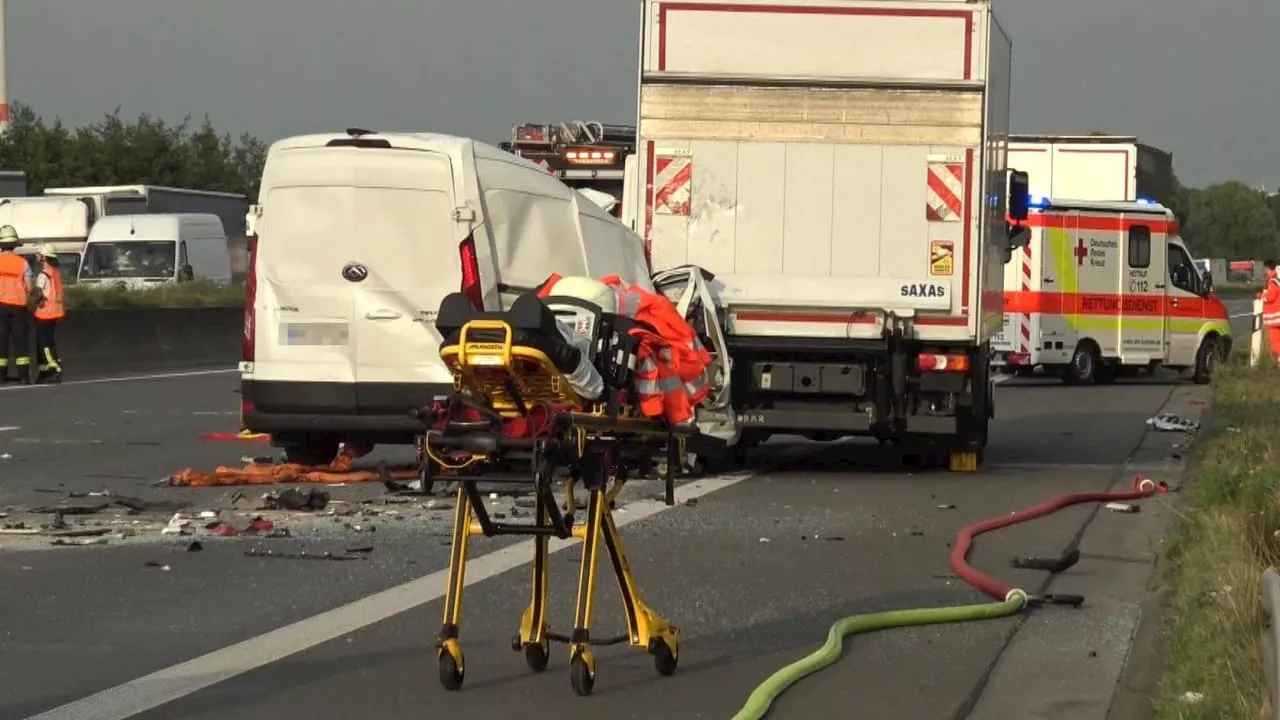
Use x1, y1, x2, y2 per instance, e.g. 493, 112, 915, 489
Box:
414, 290, 698, 697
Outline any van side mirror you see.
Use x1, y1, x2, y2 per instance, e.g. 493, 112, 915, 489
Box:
1202, 271, 1214, 294
1007, 170, 1030, 222
178, 264, 195, 282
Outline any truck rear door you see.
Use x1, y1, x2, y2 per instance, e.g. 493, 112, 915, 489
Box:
639, 0, 999, 341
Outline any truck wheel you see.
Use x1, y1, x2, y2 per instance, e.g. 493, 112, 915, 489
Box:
1193, 337, 1220, 385
282, 436, 340, 466
1063, 342, 1100, 385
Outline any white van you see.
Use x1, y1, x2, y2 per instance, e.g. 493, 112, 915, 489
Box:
240, 130, 652, 463
78, 213, 231, 287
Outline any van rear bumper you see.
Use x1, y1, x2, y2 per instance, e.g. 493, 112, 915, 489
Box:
241, 379, 452, 443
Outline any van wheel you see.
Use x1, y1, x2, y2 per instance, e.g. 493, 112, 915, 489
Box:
1193, 337, 1220, 385
283, 436, 341, 466
1063, 342, 1100, 385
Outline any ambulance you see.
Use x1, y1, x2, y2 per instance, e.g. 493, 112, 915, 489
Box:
992, 197, 1231, 384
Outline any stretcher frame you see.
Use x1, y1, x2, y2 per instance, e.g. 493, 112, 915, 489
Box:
422, 292, 693, 697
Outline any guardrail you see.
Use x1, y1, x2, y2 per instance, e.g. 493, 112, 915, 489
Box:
58, 306, 242, 378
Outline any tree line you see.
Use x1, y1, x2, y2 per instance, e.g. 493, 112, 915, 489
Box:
0, 102, 266, 200
0, 103, 1276, 260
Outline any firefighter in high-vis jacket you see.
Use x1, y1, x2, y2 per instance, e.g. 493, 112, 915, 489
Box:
1259, 260, 1280, 362
33, 244, 65, 382
0, 225, 35, 383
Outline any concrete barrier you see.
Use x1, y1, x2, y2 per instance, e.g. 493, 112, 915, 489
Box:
57, 306, 242, 377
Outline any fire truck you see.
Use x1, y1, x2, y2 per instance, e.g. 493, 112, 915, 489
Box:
499, 121, 636, 217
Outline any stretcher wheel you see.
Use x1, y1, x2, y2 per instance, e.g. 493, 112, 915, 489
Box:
438, 650, 464, 691
569, 655, 595, 696
652, 639, 678, 676
524, 640, 550, 672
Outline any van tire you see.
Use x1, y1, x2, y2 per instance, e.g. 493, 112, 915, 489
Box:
283, 436, 341, 467
1193, 337, 1220, 385
1064, 342, 1100, 385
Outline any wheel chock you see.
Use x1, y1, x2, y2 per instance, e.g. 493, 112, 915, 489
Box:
948, 451, 979, 473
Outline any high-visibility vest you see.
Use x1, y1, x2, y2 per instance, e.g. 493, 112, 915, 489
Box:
35, 264, 65, 320
1263, 275, 1280, 327
538, 274, 713, 424
0, 252, 29, 308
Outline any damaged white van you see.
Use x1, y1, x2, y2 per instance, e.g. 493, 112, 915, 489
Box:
240, 129, 652, 463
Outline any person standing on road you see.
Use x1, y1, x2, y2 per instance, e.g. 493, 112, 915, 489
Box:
33, 244, 65, 382
0, 225, 36, 384
1259, 260, 1280, 362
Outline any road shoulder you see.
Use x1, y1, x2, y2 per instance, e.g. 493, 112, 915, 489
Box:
965, 383, 1208, 720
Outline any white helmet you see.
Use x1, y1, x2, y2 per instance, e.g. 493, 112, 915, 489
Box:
544, 276, 617, 314
0, 225, 18, 245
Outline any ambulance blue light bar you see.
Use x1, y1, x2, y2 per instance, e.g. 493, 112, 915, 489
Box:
1028, 195, 1051, 209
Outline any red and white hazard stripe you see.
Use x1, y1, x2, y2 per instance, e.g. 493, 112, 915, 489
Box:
1018, 244, 1033, 353
530, 158, 555, 175
925, 162, 965, 222
653, 156, 692, 216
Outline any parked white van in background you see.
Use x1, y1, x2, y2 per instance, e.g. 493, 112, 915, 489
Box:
78, 213, 231, 287
240, 129, 652, 464
0, 196, 95, 282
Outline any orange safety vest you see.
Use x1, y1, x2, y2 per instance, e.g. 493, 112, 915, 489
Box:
0, 252, 29, 308
35, 264, 65, 320
539, 274, 713, 424
1262, 273, 1280, 327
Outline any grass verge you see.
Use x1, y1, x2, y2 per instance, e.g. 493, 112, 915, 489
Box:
65, 279, 246, 310
1156, 359, 1280, 718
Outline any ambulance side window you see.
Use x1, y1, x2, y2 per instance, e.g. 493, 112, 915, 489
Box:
1167, 244, 1200, 294
1128, 226, 1151, 269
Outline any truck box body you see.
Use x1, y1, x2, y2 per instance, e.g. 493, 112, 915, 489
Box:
1008, 135, 1174, 204
639, 0, 1012, 345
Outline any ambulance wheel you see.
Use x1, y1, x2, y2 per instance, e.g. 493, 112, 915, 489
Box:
1193, 337, 1220, 385
1064, 342, 1100, 385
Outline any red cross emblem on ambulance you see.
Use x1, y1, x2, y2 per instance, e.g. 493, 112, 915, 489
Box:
1075, 238, 1089, 266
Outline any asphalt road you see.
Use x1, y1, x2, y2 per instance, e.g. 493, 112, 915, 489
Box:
0, 367, 1193, 720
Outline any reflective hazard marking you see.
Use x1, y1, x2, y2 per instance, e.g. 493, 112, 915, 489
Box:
531, 158, 555, 174
654, 156, 692, 216
926, 162, 965, 222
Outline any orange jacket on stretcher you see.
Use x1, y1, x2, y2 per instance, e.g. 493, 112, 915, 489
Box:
539, 274, 712, 424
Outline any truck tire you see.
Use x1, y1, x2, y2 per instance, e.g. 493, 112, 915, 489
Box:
1064, 342, 1100, 385
1193, 337, 1220, 385
282, 436, 340, 466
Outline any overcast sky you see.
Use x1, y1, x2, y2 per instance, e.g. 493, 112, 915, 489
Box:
5, 0, 1276, 188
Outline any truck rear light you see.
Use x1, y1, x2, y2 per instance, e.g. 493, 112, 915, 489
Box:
243, 234, 258, 362
1004, 352, 1030, 366
917, 353, 970, 373
459, 236, 484, 310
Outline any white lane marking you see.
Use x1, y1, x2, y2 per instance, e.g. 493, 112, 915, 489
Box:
1230, 312, 1256, 319
0, 426, 19, 432
988, 462, 1178, 472
24, 473, 752, 720
992, 375, 1012, 385
0, 369, 236, 392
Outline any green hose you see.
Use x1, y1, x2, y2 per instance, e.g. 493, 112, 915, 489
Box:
729, 594, 1027, 720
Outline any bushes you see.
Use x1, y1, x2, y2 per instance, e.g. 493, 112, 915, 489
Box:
64, 279, 245, 310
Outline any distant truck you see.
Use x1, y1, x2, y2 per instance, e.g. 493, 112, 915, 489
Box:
42, 184, 249, 236
0, 170, 26, 198
499, 121, 636, 216
1007, 134, 1174, 204
0, 196, 95, 282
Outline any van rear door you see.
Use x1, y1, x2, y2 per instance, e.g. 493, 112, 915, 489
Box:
347, 150, 464, 413
253, 144, 464, 416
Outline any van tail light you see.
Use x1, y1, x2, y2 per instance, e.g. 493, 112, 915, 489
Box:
459, 236, 483, 310
917, 353, 970, 373
243, 234, 258, 362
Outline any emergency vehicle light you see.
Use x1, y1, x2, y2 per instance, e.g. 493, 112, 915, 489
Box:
564, 148, 617, 165
515, 125, 549, 143
1028, 195, 1051, 209
1135, 198, 1153, 205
